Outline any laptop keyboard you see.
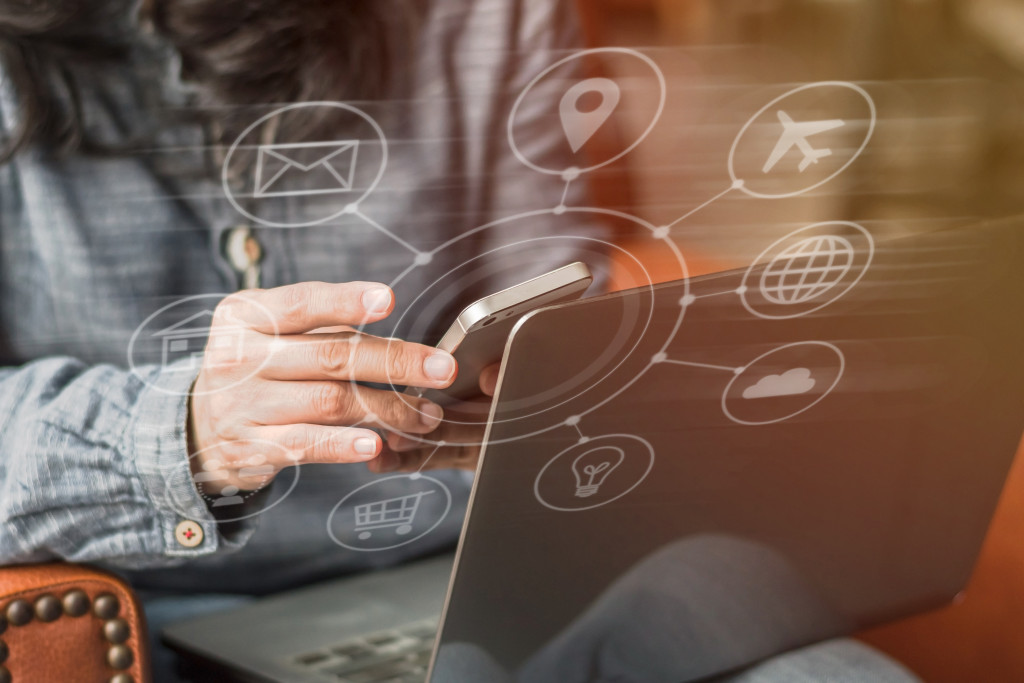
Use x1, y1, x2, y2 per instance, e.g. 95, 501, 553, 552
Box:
292, 619, 437, 682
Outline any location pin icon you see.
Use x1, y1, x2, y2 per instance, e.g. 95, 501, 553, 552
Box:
559, 77, 621, 154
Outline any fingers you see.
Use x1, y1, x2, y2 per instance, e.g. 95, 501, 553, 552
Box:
479, 363, 501, 397
252, 425, 383, 465
386, 433, 430, 453
386, 408, 488, 450
247, 381, 445, 434
376, 436, 480, 473
218, 282, 395, 334
193, 281, 489, 482
380, 416, 485, 473
260, 332, 457, 388
193, 426, 382, 491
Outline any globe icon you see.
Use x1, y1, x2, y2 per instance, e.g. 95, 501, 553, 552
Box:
759, 235, 855, 305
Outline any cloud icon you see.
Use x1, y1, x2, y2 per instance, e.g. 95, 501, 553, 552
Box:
742, 367, 816, 399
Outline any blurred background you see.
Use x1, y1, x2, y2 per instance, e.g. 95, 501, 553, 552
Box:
574, 1, 1024, 681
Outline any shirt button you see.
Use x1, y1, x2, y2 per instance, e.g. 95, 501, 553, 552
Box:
174, 520, 204, 548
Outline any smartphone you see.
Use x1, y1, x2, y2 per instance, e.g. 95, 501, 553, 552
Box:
412, 262, 593, 405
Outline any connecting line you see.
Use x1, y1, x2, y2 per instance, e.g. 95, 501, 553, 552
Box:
661, 358, 740, 373
355, 209, 422, 255
415, 441, 445, 473
691, 289, 740, 301
663, 184, 738, 230
559, 179, 572, 208
572, 423, 586, 441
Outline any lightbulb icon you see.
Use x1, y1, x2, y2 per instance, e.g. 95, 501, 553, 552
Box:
572, 447, 625, 498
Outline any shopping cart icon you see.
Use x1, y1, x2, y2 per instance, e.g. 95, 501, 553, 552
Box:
354, 490, 435, 540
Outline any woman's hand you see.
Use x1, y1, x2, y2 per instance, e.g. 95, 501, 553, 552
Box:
377, 363, 502, 473
187, 281, 458, 493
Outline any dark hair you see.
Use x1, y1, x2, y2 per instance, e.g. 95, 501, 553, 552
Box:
0, 0, 417, 162
0, 1, 131, 161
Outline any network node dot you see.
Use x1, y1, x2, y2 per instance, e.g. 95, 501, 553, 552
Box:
553, 205, 567, 215
413, 252, 433, 266
733, 366, 745, 375
653, 226, 670, 240
565, 415, 581, 426
365, 413, 379, 423
651, 352, 668, 364
286, 450, 303, 462
561, 167, 581, 182
343, 202, 359, 214
731, 179, 745, 190
578, 437, 591, 444
409, 472, 421, 480
680, 294, 696, 306
736, 285, 748, 295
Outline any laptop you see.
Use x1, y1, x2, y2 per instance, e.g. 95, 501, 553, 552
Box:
163, 218, 1024, 682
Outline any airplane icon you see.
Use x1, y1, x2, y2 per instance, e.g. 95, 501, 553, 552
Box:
762, 110, 845, 174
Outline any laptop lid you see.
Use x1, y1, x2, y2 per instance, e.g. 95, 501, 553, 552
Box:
430, 218, 1024, 682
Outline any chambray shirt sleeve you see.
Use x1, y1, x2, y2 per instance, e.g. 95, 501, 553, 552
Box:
0, 356, 254, 569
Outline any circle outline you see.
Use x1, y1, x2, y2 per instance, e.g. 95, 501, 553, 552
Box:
508, 48, 667, 176
740, 222, 875, 320
759, 234, 854, 305
534, 434, 655, 512
372, 233, 656, 430
221, 101, 389, 228
722, 341, 846, 426
326, 474, 452, 552
163, 438, 300, 524
727, 81, 876, 199
355, 205, 688, 448
126, 292, 280, 397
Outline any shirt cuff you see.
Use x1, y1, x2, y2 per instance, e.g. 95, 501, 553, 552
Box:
126, 360, 258, 559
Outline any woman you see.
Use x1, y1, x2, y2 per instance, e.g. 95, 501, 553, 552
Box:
0, 1, 918, 680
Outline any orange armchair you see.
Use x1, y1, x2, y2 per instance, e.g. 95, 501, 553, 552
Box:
0, 563, 150, 683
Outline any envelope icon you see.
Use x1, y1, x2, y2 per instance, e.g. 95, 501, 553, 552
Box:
253, 140, 359, 198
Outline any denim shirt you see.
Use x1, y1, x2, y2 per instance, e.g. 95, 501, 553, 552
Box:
0, 0, 607, 592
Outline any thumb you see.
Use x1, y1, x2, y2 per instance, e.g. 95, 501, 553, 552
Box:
479, 363, 501, 397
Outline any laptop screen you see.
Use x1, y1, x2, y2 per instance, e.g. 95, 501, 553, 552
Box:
432, 219, 1024, 681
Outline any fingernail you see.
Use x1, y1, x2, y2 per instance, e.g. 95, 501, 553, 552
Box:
354, 436, 379, 457
420, 402, 443, 429
361, 287, 392, 314
424, 352, 456, 382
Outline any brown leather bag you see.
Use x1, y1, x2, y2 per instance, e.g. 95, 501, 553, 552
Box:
0, 563, 150, 683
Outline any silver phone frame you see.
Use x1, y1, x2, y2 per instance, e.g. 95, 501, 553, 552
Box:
434, 261, 594, 354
